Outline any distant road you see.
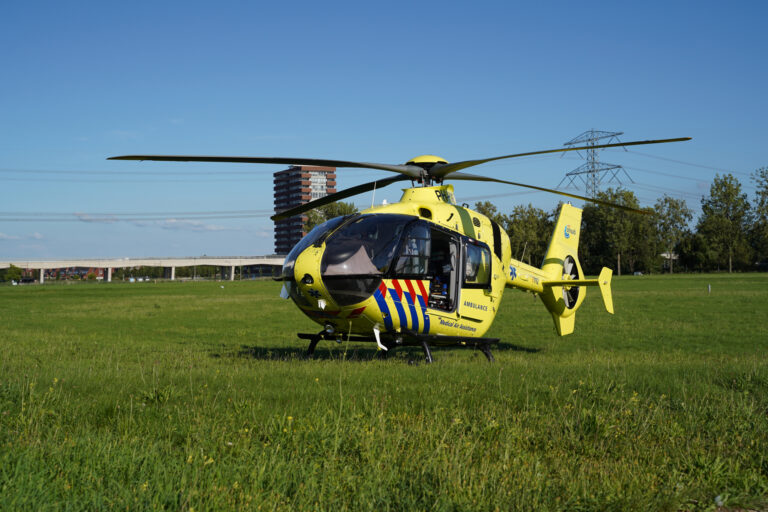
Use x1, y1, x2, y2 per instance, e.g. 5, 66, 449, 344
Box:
0, 256, 284, 270
0, 256, 285, 283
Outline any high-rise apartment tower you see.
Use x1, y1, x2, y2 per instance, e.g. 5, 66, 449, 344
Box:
273, 165, 336, 254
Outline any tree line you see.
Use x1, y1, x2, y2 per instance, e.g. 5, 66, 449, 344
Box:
476, 167, 768, 275
302, 167, 767, 275
4, 167, 766, 284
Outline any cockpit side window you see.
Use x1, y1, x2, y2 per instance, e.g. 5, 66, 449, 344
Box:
464, 241, 492, 288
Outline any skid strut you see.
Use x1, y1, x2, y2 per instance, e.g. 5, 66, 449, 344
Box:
420, 339, 434, 363
296, 331, 499, 363
304, 330, 324, 359
479, 344, 494, 362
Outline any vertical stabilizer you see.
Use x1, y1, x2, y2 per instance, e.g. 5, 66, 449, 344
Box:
551, 313, 575, 336
540, 203, 587, 335
541, 203, 582, 278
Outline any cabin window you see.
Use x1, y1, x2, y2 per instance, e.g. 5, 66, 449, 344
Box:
426, 228, 459, 311
393, 221, 431, 278
491, 220, 503, 260
390, 221, 459, 312
464, 242, 491, 288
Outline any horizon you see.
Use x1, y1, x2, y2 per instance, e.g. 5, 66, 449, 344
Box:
2, 1, 766, 259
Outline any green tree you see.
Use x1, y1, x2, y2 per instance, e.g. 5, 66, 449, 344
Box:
503, 204, 553, 267
677, 230, 709, 272
582, 189, 641, 276
697, 174, 753, 272
1, 264, 23, 282
654, 195, 693, 273
628, 208, 658, 274
304, 202, 358, 232
751, 167, 768, 265
473, 201, 506, 226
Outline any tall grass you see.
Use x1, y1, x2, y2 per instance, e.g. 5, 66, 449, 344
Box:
1, 275, 767, 510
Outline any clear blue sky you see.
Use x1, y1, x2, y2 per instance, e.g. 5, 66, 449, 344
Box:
1, 0, 766, 259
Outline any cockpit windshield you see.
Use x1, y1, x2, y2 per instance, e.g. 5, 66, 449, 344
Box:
321, 214, 415, 276
282, 215, 348, 279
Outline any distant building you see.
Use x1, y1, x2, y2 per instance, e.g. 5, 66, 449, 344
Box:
23, 267, 106, 280
273, 165, 336, 254
660, 251, 679, 272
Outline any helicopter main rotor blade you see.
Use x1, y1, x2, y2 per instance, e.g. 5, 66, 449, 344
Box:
271, 175, 411, 221
447, 172, 652, 215
108, 155, 422, 177
430, 137, 691, 178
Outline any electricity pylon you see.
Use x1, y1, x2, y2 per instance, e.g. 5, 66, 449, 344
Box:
558, 129, 634, 197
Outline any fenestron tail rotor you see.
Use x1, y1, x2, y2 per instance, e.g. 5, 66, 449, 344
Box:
562, 255, 580, 309
108, 136, 690, 217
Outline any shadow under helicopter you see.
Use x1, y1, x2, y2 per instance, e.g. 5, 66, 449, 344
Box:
224, 342, 541, 365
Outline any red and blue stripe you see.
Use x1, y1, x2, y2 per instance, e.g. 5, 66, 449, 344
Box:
373, 282, 393, 331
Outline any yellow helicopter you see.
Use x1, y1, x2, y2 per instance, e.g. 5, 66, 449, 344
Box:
110, 137, 689, 362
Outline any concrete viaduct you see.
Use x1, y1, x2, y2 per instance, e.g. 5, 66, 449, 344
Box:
0, 256, 285, 283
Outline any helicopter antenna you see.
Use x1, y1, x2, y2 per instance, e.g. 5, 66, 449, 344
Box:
371, 180, 377, 208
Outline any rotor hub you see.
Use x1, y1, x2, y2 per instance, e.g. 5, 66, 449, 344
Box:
405, 156, 448, 186
405, 155, 448, 166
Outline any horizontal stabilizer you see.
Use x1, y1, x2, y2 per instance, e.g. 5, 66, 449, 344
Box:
542, 266, 614, 314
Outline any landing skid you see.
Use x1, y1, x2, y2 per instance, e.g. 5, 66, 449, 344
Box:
297, 330, 498, 363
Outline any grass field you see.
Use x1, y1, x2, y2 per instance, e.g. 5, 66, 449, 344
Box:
1, 274, 767, 511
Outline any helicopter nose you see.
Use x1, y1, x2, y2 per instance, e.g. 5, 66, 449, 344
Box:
320, 246, 383, 306
322, 275, 383, 307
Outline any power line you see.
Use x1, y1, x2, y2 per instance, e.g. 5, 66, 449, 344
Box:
0, 208, 275, 222
457, 190, 540, 202
625, 150, 753, 177
0, 176, 274, 184
628, 182, 702, 201
0, 209, 272, 216
621, 165, 710, 183
0, 167, 273, 176
0, 214, 273, 222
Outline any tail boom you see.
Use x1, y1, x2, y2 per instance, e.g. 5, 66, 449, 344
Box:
504, 203, 614, 336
